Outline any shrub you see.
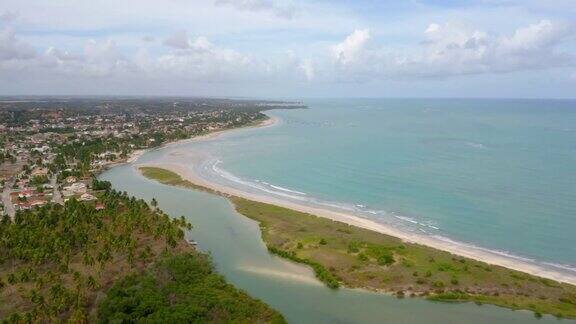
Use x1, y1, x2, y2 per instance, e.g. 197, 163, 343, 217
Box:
347, 242, 360, 254
268, 246, 340, 289
357, 253, 368, 262
377, 254, 394, 266
433, 281, 445, 288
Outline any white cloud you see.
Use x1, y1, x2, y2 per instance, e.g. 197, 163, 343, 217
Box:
299, 58, 314, 81
0, 27, 36, 61
498, 20, 570, 53
157, 37, 254, 81
0, 1, 575, 97
163, 30, 190, 49
214, 0, 298, 19
0, 24, 313, 85
332, 29, 370, 66
0, 11, 18, 24
331, 20, 574, 80
141, 35, 155, 43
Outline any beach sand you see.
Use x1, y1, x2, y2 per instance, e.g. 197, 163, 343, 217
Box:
136, 115, 576, 286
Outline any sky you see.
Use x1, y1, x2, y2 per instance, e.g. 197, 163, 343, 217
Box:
0, 0, 575, 98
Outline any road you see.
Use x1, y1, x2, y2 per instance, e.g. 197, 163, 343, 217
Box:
51, 174, 63, 205
2, 178, 15, 219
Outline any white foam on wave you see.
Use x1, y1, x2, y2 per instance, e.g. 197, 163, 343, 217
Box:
209, 160, 310, 202
431, 235, 539, 264
269, 184, 307, 196
542, 262, 576, 274
200, 156, 576, 277
395, 215, 419, 224
317, 201, 359, 212
466, 141, 486, 149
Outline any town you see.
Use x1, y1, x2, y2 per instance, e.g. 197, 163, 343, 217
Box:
0, 97, 304, 219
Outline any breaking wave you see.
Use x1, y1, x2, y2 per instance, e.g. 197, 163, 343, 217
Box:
196, 156, 576, 278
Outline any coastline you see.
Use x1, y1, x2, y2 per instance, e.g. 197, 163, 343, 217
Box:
131, 114, 576, 286
125, 115, 279, 165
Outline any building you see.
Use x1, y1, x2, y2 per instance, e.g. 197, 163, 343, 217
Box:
65, 176, 77, 184
63, 182, 87, 194
31, 167, 49, 177
79, 193, 96, 201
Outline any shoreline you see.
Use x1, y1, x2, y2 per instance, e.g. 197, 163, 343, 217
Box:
131, 113, 576, 286
124, 115, 279, 165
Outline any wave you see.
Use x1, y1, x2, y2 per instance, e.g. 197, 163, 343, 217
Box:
209, 160, 309, 202
542, 262, 576, 274
269, 184, 307, 196
200, 156, 576, 277
422, 138, 487, 149
395, 215, 419, 224
430, 235, 576, 273
466, 141, 486, 149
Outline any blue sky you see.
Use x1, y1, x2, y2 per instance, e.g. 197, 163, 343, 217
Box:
0, 0, 575, 98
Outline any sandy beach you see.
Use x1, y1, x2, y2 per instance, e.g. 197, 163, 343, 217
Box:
125, 116, 279, 165
135, 115, 576, 286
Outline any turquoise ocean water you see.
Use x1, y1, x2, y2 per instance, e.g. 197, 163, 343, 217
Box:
203, 98, 576, 269
101, 98, 576, 322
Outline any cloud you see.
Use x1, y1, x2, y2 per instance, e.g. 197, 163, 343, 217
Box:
332, 29, 370, 66
163, 30, 190, 49
331, 20, 575, 80
157, 37, 255, 81
299, 58, 314, 81
0, 15, 36, 61
214, 0, 298, 19
0, 11, 18, 24
0, 24, 313, 85
141, 35, 155, 43
0, 28, 36, 61
1, 2, 575, 97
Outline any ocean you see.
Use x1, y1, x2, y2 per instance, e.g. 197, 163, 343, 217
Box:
195, 98, 576, 270
102, 98, 576, 322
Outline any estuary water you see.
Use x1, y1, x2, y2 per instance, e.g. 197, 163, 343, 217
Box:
101, 165, 563, 323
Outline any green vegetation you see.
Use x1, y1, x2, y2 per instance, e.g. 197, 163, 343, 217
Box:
140, 167, 576, 319
98, 253, 284, 323
0, 179, 283, 323
141, 166, 214, 193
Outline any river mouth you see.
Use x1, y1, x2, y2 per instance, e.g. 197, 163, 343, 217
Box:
99, 158, 565, 323
133, 111, 576, 286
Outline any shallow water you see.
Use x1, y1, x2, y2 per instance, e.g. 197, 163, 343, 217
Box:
183, 99, 576, 272
100, 164, 569, 323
